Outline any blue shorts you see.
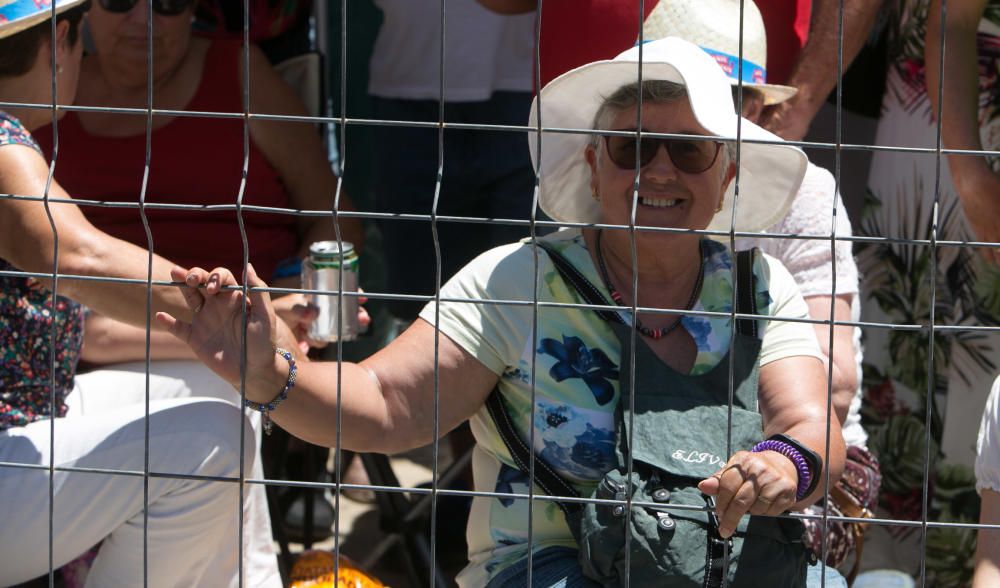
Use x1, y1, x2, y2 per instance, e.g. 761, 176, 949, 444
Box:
484, 547, 600, 588
482, 546, 847, 588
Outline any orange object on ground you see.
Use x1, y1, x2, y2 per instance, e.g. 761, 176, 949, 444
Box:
288, 550, 387, 588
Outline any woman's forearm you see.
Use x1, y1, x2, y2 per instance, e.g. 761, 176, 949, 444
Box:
82, 313, 197, 364
926, 0, 987, 161
259, 360, 398, 451
51, 207, 193, 327
761, 0, 882, 138
238, 319, 498, 454
805, 295, 859, 425
759, 355, 846, 506
0, 150, 194, 327
925, 0, 1000, 265
784, 0, 882, 114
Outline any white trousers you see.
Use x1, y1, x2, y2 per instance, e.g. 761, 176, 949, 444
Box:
0, 361, 281, 588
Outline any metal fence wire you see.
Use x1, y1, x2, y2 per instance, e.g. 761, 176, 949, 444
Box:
1, 0, 1000, 586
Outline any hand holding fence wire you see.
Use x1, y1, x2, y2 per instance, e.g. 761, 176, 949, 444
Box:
156, 263, 288, 400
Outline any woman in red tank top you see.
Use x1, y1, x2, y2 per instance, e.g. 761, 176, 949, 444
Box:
34, 0, 364, 364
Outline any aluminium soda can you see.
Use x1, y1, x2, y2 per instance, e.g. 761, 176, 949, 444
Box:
302, 241, 359, 342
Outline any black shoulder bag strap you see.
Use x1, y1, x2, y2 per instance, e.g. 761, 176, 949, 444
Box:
734, 246, 759, 339
705, 247, 758, 588
486, 241, 758, 522
485, 240, 616, 517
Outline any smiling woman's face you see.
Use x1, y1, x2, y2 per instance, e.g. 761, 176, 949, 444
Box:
585, 98, 735, 232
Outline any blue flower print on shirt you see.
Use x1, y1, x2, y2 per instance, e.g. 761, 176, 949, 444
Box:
502, 363, 530, 385
533, 403, 588, 448
702, 239, 731, 274
527, 401, 617, 482
538, 423, 616, 480
681, 314, 713, 352
570, 424, 616, 471
495, 463, 529, 507
537, 335, 619, 405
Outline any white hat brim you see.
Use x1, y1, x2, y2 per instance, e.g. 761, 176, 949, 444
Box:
529, 37, 807, 234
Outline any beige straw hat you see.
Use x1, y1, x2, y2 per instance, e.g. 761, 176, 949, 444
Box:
530, 37, 807, 234
0, 0, 89, 41
642, 0, 797, 105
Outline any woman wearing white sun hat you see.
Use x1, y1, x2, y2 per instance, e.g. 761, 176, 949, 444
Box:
643, 1, 879, 585
161, 36, 844, 587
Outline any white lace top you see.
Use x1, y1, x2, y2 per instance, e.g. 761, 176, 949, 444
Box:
737, 162, 866, 448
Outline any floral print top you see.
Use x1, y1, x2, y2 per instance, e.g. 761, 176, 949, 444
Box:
419, 228, 821, 587
0, 109, 37, 149
0, 111, 85, 431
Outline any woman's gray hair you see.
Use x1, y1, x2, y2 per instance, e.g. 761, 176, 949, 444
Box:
590, 80, 737, 171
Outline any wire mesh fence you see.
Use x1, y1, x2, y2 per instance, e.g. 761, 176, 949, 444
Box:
1, 0, 1000, 587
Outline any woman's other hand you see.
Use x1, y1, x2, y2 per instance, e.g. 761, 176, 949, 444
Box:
271, 293, 319, 352
271, 291, 372, 352
697, 450, 799, 538
156, 264, 287, 402
759, 96, 815, 142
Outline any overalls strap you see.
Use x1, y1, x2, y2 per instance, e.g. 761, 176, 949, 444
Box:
486, 240, 759, 516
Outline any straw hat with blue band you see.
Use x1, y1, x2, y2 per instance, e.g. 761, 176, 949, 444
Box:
530, 36, 807, 234
642, 0, 798, 106
0, 0, 89, 40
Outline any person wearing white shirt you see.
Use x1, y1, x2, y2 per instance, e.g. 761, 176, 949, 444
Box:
368, 0, 537, 323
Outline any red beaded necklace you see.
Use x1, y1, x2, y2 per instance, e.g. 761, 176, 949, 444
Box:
594, 230, 705, 340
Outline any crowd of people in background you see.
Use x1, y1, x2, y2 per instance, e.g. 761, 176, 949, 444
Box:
1, 0, 999, 586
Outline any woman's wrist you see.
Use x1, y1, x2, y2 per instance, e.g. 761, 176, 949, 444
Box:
752, 435, 822, 501
245, 348, 293, 404
244, 348, 298, 435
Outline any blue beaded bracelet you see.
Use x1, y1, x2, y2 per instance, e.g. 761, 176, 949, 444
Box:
751, 439, 812, 501
243, 347, 297, 436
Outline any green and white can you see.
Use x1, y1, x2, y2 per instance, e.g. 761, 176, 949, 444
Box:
302, 241, 359, 342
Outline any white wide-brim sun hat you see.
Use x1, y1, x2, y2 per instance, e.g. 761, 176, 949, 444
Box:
0, 0, 89, 41
530, 36, 807, 234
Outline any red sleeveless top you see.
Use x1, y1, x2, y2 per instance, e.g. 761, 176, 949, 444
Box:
34, 40, 297, 280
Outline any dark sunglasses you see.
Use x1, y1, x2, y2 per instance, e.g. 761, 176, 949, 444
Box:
98, 0, 192, 16
604, 134, 723, 174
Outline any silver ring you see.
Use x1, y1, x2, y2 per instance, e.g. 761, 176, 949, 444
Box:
193, 300, 204, 314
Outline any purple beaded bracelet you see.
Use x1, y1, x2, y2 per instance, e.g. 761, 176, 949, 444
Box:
751, 439, 812, 501
243, 347, 297, 436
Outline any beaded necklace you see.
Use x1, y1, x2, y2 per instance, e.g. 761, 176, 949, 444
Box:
594, 229, 705, 340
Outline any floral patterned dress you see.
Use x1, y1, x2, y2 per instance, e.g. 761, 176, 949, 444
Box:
857, 1, 1000, 583
0, 111, 85, 431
